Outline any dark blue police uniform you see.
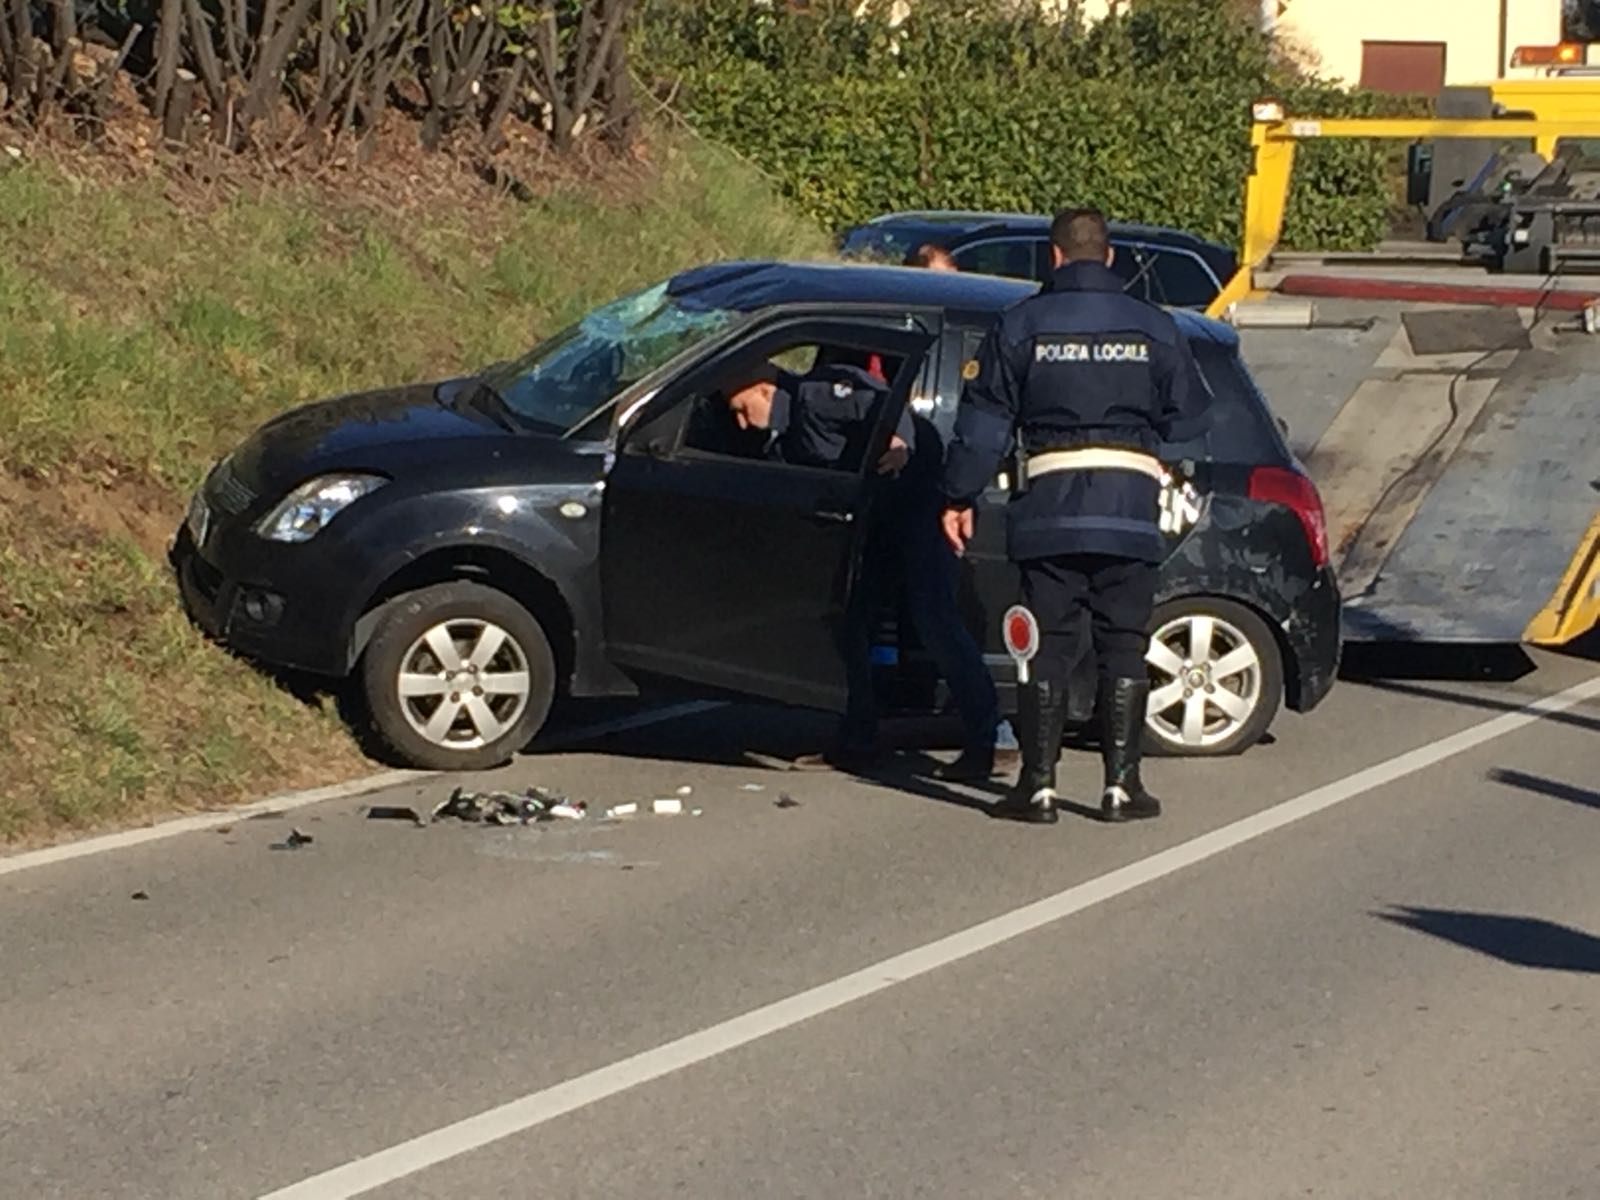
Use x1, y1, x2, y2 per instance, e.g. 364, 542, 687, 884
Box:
943, 259, 1210, 822
767, 364, 1001, 771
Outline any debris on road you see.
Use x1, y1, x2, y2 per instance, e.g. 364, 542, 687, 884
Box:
775, 794, 801, 809
271, 829, 315, 851
130, 890, 149, 901
430, 787, 571, 825
372, 784, 703, 832
740, 783, 766, 793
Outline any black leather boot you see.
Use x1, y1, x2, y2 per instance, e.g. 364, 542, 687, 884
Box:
992, 679, 1068, 824
1100, 677, 1162, 823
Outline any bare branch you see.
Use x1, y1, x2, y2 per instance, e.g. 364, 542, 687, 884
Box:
153, 0, 183, 116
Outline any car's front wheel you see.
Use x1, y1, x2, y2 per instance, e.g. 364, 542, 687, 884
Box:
361, 582, 556, 771
1143, 597, 1282, 757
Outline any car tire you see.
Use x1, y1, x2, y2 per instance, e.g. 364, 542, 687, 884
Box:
361, 582, 557, 772
1143, 597, 1283, 758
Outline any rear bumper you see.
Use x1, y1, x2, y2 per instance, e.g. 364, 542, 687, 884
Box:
1283, 565, 1342, 713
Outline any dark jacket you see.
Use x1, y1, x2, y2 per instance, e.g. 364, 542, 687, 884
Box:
942, 261, 1211, 563
767, 364, 917, 477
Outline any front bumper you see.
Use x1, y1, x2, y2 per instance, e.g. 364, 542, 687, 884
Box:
169, 521, 355, 677
1283, 565, 1342, 713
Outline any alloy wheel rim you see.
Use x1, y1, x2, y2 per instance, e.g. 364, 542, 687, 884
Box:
1145, 613, 1263, 749
397, 619, 532, 750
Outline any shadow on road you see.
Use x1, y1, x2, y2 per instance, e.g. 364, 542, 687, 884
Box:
1376, 906, 1600, 975
1487, 767, 1600, 811
1342, 677, 1600, 735
1340, 642, 1537, 683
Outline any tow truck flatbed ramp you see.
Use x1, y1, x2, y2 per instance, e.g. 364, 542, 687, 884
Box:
1237, 275, 1600, 645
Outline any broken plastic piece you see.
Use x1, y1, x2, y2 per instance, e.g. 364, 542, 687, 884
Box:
605, 802, 639, 819
549, 803, 586, 820
740, 783, 766, 792
368, 805, 425, 825
676, 785, 694, 796
775, 794, 801, 809
652, 798, 683, 815
130, 890, 149, 901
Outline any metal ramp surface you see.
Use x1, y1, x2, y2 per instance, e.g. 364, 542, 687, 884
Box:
1238, 287, 1600, 644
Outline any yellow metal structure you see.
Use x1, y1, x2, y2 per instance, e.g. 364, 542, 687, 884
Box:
1209, 109, 1600, 648
1208, 114, 1600, 324
1525, 515, 1600, 646
1487, 78, 1600, 158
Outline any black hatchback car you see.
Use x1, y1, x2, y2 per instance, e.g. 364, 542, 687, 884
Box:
171, 262, 1339, 772
838, 211, 1239, 310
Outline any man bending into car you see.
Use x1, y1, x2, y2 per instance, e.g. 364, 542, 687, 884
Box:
722, 358, 1006, 779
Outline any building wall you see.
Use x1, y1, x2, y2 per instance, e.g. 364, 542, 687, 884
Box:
1276, 0, 1565, 85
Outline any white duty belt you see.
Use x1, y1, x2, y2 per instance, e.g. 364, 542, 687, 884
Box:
1023, 447, 1166, 483
1022, 446, 1205, 536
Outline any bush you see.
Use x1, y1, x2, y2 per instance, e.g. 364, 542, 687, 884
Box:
642, 0, 1432, 251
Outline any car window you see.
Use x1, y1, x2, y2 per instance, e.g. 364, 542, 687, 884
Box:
678, 339, 904, 474
481, 282, 737, 435
1108, 243, 1155, 302
952, 239, 1037, 281
838, 224, 945, 265
1161, 341, 1284, 465
1145, 250, 1220, 309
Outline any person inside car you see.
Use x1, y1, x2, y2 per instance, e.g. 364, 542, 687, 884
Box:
905, 244, 959, 272
721, 359, 1006, 779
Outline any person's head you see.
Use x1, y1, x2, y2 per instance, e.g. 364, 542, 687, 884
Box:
1049, 207, 1115, 271
722, 361, 781, 431
905, 243, 959, 272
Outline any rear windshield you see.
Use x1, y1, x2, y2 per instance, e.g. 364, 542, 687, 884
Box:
1161, 341, 1286, 465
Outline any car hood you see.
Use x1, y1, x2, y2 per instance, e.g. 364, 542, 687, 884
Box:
227, 381, 605, 496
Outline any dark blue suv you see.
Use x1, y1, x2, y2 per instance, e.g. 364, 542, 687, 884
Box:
839, 211, 1239, 311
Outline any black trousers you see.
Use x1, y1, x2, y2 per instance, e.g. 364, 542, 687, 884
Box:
1020, 554, 1157, 689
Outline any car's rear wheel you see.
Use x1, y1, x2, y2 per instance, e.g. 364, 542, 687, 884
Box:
361, 582, 556, 771
1143, 597, 1282, 758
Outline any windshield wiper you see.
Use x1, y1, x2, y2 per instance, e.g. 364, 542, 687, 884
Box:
460, 379, 524, 433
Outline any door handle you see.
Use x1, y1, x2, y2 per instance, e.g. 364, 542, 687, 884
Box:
810, 507, 855, 525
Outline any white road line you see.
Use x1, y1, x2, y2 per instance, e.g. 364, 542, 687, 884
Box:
259, 673, 1600, 1200
0, 770, 429, 880
0, 702, 725, 879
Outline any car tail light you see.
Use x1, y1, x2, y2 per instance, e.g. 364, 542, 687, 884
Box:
1249, 466, 1329, 568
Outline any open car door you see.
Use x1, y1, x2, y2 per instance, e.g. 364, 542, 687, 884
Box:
601, 315, 937, 710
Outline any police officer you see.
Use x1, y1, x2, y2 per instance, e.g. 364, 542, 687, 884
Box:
940, 208, 1210, 824
724, 359, 1004, 776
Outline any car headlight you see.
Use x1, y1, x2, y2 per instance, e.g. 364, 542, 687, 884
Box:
256, 474, 387, 543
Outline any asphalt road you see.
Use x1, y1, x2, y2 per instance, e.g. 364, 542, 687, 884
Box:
3, 648, 1599, 1200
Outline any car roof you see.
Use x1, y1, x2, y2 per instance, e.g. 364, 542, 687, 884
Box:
848, 210, 1236, 263
666, 260, 1239, 347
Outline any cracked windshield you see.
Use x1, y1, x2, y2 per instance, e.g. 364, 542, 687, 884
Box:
481, 282, 737, 433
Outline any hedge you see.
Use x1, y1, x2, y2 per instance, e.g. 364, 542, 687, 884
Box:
641, 0, 1431, 251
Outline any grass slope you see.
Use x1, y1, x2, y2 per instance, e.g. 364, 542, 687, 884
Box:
0, 137, 826, 845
